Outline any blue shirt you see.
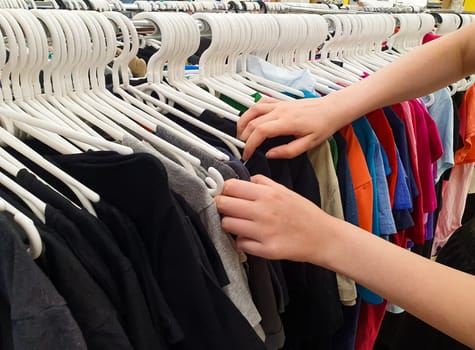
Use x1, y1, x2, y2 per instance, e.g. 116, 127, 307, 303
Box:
384, 107, 418, 231
392, 148, 415, 231
393, 148, 412, 210
384, 107, 419, 199
422, 88, 454, 182
282, 90, 320, 99
352, 117, 396, 236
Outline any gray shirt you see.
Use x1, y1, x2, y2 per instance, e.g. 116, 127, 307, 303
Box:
154, 127, 238, 180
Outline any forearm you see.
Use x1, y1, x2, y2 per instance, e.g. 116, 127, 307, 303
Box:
318, 218, 475, 348
322, 22, 475, 127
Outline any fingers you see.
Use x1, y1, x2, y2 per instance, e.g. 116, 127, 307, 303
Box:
265, 135, 316, 159
215, 174, 325, 262
221, 218, 273, 258
214, 195, 256, 220
237, 102, 277, 139
239, 112, 278, 141
220, 216, 259, 240
242, 119, 295, 160
235, 237, 266, 257
220, 178, 261, 200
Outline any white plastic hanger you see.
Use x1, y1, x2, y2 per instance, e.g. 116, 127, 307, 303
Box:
235, 14, 306, 98
0, 124, 101, 215
202, 14, 258, 98
332, 15, 371, 74
103, 12, 228, 195
134, 12, 243, 120
96, 11, 241, 162
437, 14, 461, 35
318, 15, 363, 82
113, 17, 244, 160
3, 10, 98, 153
279, 14, 339, 92
138, 12, 242, 116
110, 11, 245, 157
370, 14, 400, 64
131, 19, 210, 117
0, 9, 89, 154
0, 10, 102, 216
10, 9, 135, 155
0, 108, 134, 155
0, 197, 43, 259
0, 164, 46, 223
388, 14, 418, 54
351, 14, 390, 68
32, 9, 132, 144
217, 13, 296, 101
203, 13, 258, 98
323, 15, 367, 76
345, 15, 390, 73
297, 14, 355, 88
271, 14, 337, 95
50, 10, 202, 174
106, 11, 249, 172
188, 13, 256, 107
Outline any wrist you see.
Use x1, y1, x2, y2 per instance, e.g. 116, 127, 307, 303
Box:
304, 212, 346, 269
322, 91, 362, 130
310, 217, 369, 275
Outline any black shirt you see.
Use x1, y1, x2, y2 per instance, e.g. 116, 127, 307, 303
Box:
90, 199, 181, 346
0, 187, 133, 350
0, 211, 87, 350
173, 192, 230, 288
258, 137, 342, 350
388, 218, 475, 350
333, 132, 360, 226
6, 146, 181, 346
14, 168, 162, 350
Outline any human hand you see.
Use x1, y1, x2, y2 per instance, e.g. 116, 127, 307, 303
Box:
238, 96, 345, 160
215, 175, 340, 265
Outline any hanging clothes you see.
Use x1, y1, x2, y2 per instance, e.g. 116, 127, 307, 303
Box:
0, 211, 87, 350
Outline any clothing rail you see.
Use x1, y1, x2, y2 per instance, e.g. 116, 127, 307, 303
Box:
127, 17, 210, 36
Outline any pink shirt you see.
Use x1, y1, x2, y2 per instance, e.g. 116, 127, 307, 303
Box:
433, 163, 474, 255
410, 100, 443, 214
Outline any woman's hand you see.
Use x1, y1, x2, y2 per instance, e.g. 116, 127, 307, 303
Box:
215, 175, 340, 265
238, 96, 349, 160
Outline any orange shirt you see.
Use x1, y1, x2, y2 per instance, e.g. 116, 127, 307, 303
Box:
455, 84, 475, 164
340, 125, 373, 233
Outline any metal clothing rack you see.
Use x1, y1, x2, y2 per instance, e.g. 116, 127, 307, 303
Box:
14, 0, 475, 29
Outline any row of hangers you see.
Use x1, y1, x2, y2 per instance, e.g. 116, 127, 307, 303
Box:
0, 8, 472, 260
0, 9, 246, 259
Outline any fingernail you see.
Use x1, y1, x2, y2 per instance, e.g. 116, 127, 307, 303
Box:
266, 150, 276, 158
